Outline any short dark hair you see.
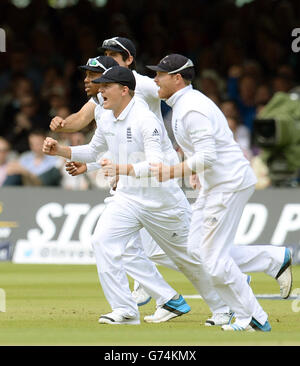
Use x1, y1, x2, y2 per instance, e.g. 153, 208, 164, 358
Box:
179, 67, 195, 82
120, 51, 136, 70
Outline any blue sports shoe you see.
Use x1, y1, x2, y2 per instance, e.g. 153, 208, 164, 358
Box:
222, 318, 271, 332
249, 317, 272, 332
144, 295, 191, 323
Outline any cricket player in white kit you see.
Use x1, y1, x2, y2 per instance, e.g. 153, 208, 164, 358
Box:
148, 54, 293, 331
49, 37, 183, 304
43, 66, 230, 325
49, 39, 291, 325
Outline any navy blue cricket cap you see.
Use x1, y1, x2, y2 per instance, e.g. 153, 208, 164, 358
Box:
78, 56, 118, 73
99, 37, 136, 59
92, 66, 136, 90
147, 54, 194, 79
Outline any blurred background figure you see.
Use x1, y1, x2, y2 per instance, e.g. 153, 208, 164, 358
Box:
0, 137, 16, 187
0, 0, 299, 189
3, 129, 61, 186
59, 131, 92, 191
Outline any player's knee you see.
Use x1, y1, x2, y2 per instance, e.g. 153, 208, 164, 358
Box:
205, 258, 229, 285
187, 244, 202, 263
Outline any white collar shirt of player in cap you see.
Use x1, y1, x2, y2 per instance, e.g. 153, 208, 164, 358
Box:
166, 85, 257, 194
87, 72, 179, 173
71, 97, 184, 210
90, 71, 162, 121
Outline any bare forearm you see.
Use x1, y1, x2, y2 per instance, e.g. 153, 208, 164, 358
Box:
58, 113, 89, 132
117, 164, 135, 176
171, 161, 194, 179
56, 145, 72, 159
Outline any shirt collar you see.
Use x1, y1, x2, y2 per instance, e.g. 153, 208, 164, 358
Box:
113, 97, 135, 122
166, 85, 193, 108
93, 92, 103, 105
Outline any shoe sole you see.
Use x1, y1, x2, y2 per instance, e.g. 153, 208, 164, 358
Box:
144, 312, 184, 323
221, 324, 255, 332
99, 317, 140, 325
205, 311, 234, 327
277, 249, 293, 299
279, 266, 293, 299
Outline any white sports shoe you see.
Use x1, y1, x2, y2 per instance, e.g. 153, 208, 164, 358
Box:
221, 323, 255, 332
222, 318, 271, 332
205, 312, 234, 326
132, 285, 152, 306
276, 248, 293, 299
144, 295, 191, 323
98, 311, 140, 325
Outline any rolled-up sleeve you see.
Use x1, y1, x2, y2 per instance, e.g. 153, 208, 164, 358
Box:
184, 111, 217, 173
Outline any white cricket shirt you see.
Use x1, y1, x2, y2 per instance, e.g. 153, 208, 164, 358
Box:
166, 85, 257, 193
71, 97, 185, 210
86, 71, 179, 173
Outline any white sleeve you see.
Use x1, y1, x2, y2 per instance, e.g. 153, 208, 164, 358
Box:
86, 162, 101, 172
132, 117, 163, 178
89, 97, 97, 105
70, 126, 108, 163
145, 77, 160, 99
86, 151, 112, 172
184, 111, 217, 173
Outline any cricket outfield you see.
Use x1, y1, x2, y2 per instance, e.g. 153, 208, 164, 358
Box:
0, 263, 299, 346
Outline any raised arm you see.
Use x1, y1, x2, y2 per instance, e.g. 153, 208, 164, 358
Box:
50, 100, 96, 133
150, 111, 216, 181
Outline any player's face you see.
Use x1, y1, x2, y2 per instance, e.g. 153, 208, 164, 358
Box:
104, 50, 127, 67
98, 83, 125, 112
154, 72, 177, 100
104, 50, 134, 69
84, 70, 102, 96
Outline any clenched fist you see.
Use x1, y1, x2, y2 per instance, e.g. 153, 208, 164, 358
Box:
50, 116, 66, 131
43, 137, 71, 159
65, 161, 87, 176
43, 137, 59, 155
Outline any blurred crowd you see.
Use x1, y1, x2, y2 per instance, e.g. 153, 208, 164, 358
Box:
0, 0, 299, 190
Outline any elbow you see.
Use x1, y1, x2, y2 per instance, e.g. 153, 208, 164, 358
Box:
205, 151, 217, 169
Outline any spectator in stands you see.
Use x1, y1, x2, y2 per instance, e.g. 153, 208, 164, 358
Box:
59, 131, 93, 191
226, 116, 252, 160
227, 68, 258, 132
4, 94, 48, 154
3, 129, 61, 186
0, 75, 34, 133
0, 44, 43, 95
194, 69, 225, 103
46, 78, 70, 119
0, 137, 14, 187
220, 99, 240, 120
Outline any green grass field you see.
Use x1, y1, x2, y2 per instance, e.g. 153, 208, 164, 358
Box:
0, 262, 299, 346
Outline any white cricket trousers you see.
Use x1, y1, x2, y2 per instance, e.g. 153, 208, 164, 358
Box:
91, 196, 226, 316
188, 185, 268, 327
140, 228, 285, 280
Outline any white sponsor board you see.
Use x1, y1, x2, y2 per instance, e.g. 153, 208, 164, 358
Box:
13, 240, 96, 264
12, 201, 105, 264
